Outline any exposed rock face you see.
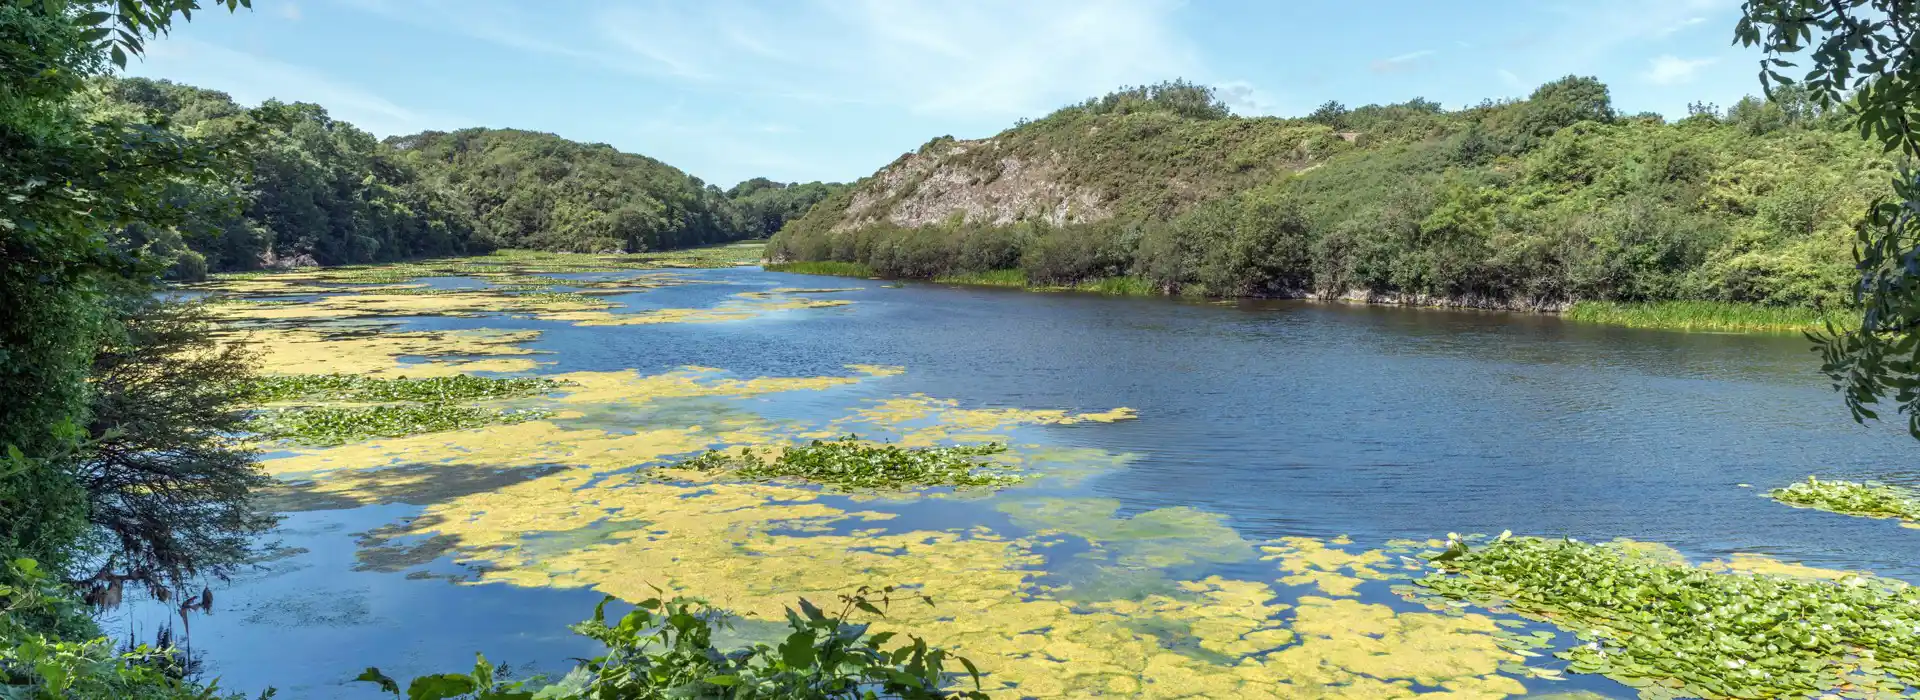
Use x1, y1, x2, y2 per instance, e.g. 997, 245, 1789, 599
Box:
260, 250, 320, 270
833, 139, 1109, 232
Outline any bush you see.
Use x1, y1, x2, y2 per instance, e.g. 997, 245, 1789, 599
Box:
359, 588, 989, 700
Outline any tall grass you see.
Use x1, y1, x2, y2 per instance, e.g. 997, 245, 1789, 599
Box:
1562, 301, 1848, 333
764, 261, 876, 278
933, 269, 1026, 287
1070, 276, 1156, 296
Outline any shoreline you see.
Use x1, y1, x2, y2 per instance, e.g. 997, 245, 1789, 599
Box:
762, 262, 1839, 334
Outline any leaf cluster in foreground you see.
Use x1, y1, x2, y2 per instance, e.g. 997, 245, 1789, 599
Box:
356, 586, 987, 699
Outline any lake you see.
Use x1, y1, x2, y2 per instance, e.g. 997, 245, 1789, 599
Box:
120, 262, 1920, 699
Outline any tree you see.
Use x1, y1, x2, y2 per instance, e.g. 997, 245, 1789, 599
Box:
1307, 100, 1351, 129
75, 297, 274, 605
1736, 1, 1920, 435
1, 1, 260, 580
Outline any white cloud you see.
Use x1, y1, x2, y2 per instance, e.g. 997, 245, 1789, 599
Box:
1519, 0, 1736, 76
1215, 80, 1287, 116
1656, 16, 1708, 36
343, 0, 1201, 120
1370, 49, 1437, 73
1644, 55, 1718, 85
1497, 68, 1525, 91
129, 38, 458, 136
279, 2, 301, 20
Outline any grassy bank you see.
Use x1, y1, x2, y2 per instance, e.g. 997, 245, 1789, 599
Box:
764, 260, 877, 277
1562, 300, 1846, 333
934, 269, 1027, 287
931, 269, 1158, 296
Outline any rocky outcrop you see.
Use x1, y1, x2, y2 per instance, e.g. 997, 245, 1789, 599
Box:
833, 139, 1109, 232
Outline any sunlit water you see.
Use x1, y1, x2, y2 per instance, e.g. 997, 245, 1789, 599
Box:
115, 266, 1920, 698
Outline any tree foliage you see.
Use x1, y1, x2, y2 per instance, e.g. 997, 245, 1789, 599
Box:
358, 587, 986, 699
76, 297, 273, 604
0, 1, 262, 581
87, 77, 492, 272
770, 76, 1881, 310
1736, 0, 1920, 437
388, 128, 751, 253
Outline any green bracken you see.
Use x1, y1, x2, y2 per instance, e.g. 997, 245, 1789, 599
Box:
1770, 475, 1920, 522
247, 405, 552, 446
1415, 535, 1920, 699
241, 374, 567, 404
680, 436, 1017, 490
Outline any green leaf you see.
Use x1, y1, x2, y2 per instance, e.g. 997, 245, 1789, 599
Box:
406, 674, 478, 700
779, 629, 817, 669
353, 668, 401, 696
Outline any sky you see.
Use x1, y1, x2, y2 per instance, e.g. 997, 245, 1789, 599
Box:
128, 0, 1766, 188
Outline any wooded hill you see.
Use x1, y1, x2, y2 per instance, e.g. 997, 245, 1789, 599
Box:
769, 79, 1887, 310
90, 77, 844, 276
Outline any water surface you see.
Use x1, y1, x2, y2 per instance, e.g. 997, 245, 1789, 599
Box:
118, 266, 1920, 698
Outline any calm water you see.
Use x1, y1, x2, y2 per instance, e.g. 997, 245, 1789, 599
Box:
117, 267, 1920, 698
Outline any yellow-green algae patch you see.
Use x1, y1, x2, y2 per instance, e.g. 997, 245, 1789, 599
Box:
209, 289, 614, 323
235, 326, 549, 378
539, 292, 851, 326
380, 471, 1528, 698
261, 363, 1530, 697
832, 394, 1138, 446
1263, 536, 1401, 597
998, 498, 1255, 570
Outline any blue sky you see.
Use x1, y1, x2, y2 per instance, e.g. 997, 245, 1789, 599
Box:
129, 0, 1764, 188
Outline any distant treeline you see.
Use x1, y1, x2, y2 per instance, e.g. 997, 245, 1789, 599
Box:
91, 78, 844, 278
769, 78, 1884, 310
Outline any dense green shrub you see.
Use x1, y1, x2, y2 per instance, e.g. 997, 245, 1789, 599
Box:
769, 77, 1885, 311
359, 588, 988, 699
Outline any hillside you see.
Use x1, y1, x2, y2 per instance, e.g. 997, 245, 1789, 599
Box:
88, 78, 845, 275
387, 128, 744, 254
769, 79, 1889, 312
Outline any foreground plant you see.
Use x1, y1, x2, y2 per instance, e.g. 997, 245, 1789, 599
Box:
241, 373, 566, 404
247, 405, 552, 446
680, 436, 1016, 490
1771, 475, 1920, 522
1, 559, 265, 699
357, 586, 987, 700
1416, 535, 1920, 699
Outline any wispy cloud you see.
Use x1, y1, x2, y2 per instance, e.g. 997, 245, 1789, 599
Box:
1656, 16, 1708, 36
1215, 80, 1289, 116
1644, 55, 1718, 85
1515, 0, 1736, 76
279, 2, 301, 20
130, 38, 457, 136
343, 0, 1201, 120
1497, 68, 1525, 91
1370, 49, 1437, 73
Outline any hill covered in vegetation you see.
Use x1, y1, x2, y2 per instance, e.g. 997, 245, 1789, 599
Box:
769, 79, 1887, 313
89, 78, 845, 277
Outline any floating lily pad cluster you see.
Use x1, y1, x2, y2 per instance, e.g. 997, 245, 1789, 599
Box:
1771, 476, 1920, 522
1414, 536, 1920, 699
680, 435, 1018, 490
248, 404, 552, 446
243, 374, 567, 404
